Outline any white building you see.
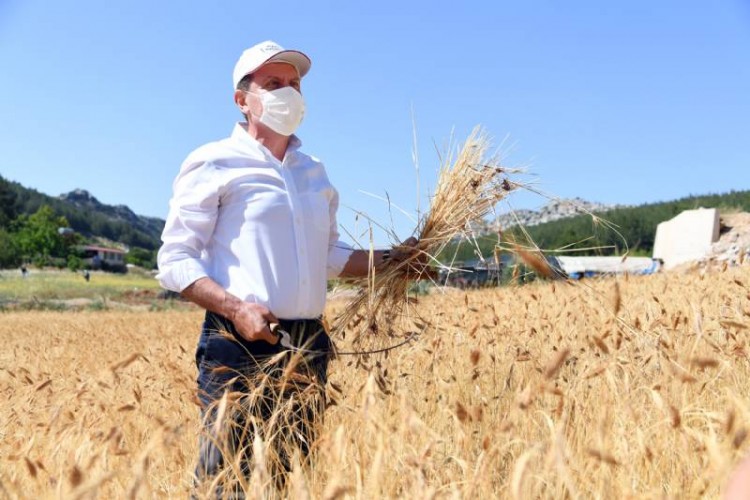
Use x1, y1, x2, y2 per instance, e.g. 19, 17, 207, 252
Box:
652, 208, 720, 269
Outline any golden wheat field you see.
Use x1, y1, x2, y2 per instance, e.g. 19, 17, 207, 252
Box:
2, 266, 750, 499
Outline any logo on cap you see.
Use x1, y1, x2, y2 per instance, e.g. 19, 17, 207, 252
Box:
260, 43, 281, 53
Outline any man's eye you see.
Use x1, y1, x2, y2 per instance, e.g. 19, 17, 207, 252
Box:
263, 79, 281, 90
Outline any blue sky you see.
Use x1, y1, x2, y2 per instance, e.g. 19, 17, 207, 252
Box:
1, 1, 748, 245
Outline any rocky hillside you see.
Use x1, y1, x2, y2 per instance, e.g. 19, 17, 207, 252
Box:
58, 189, 165, 244
2, 176, 164, 250
497, 198, 617, 229
469, 198, 618, 234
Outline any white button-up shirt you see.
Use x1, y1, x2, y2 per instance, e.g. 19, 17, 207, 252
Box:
156, 123, 353, 319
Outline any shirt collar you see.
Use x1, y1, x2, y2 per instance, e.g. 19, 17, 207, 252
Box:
230, 122, 302, 161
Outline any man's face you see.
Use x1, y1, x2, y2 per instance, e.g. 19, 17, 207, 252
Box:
237, 62, 301, 122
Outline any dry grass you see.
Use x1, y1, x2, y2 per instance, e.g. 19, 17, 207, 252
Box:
1, 266, 750, 498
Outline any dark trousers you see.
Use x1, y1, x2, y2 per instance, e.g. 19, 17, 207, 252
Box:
194, 311, 331, 496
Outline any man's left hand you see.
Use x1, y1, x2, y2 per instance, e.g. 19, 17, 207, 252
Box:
390, 237, 436, 280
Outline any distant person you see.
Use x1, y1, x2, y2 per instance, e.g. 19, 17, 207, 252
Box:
20, 265, 27, 278
156, 40, 424, 494
83, 270, 90, 282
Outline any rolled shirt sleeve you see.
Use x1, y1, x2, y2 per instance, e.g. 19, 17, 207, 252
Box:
156, 161, 221, 292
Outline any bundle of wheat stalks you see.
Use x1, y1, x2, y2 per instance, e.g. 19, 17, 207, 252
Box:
332, 126, 518, 344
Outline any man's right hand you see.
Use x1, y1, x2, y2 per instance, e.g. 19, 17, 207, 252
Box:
180, 277, 280, 345
228, 302, 279, 345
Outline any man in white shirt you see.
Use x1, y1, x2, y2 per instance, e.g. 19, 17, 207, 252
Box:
157, 41, 408, 492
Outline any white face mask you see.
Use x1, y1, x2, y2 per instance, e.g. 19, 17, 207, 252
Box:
252, 87, 305, 136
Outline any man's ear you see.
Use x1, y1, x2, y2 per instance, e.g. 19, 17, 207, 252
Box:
234, 89, 251, 116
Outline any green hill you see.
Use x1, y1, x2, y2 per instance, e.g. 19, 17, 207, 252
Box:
1, 176, 163, 250
443, 190, 750, 263
0, 175, 164, 268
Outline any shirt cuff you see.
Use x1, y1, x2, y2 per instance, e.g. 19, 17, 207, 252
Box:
156, 259, 209, 292
327, 241, 354, 279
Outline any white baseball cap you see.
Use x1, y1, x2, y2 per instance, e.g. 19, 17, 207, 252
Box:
232, 40, 311, 88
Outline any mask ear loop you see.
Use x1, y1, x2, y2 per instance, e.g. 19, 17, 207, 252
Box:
243, 90, 264, 122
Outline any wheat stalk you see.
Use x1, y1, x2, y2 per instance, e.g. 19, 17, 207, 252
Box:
332, 127, 518, 344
